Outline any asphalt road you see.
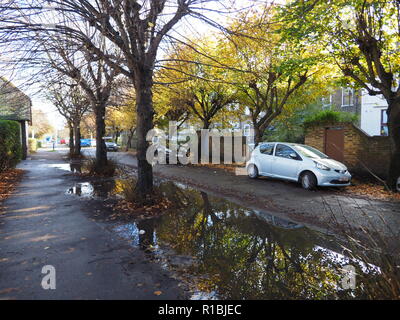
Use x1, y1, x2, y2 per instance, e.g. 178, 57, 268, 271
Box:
0, 150, 185, 299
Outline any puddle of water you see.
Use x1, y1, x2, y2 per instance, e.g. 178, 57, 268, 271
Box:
66, 180, 116, 198
67, 178, 396, 299
67, 182, 94, 197
48, 163, 82, 173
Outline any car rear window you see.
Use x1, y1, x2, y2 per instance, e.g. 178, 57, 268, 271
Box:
259, 143, 274, 155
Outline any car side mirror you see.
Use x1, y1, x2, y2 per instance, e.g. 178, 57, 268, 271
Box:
289, 153, 298, 160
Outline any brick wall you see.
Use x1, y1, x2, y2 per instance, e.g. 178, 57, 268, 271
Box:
305, 122, 391, 178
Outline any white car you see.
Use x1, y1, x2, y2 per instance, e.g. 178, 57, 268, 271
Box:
246, 142, 351, 190
105, 141, 119, 152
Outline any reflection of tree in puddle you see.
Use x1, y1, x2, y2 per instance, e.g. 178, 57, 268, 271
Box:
109, 180, 389, 298
143, 182, 382, 299
137, 219, 156, 252
67, 180, 116, 198
92, 180, 116, 198
69, 163, 82, 173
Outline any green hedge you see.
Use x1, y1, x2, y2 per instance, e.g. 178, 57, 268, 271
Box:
28, 138, 37, 153
304, 110, 358, 128
0, 119, 22, 172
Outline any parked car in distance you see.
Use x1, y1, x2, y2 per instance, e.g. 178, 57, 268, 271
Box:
80, 139, 92, 147
246, 142, 351, 190
105, 141, 119, 152
154, 145, 189, 164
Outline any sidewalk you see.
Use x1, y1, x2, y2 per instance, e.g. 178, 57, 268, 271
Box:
0, 150, 185, 299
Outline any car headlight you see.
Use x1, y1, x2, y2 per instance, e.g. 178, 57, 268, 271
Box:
314, 161, 331, 171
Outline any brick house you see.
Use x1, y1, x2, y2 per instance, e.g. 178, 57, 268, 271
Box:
323, 87, 388, 136
0, 77, 32, 160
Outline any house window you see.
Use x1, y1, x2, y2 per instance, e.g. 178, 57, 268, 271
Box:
381, 109, 388, 136
341, 88, 354, 107
321, 95, 332, 109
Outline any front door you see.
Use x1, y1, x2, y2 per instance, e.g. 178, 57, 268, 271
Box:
325, 127, 344, 162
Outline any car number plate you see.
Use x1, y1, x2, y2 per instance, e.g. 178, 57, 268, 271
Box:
339, 177, 349, 182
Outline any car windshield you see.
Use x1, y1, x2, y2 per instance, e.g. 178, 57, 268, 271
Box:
293, 145, 329, 159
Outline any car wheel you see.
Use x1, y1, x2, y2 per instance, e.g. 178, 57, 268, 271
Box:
301, 172, 317, 190
247, 164, 259, 179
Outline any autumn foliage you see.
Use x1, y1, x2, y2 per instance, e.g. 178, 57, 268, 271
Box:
0, 169, 23, 203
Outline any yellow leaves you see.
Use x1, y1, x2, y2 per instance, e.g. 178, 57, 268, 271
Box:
106, 103, 137, 132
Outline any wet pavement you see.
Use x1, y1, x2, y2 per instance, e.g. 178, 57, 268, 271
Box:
0, 151, 185, 299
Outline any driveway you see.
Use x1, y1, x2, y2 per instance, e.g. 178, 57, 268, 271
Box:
0, 150, 185, 299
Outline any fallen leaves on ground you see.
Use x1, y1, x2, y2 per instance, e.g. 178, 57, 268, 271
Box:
338, 180, 400, 201
192, 163, 244, 175
110, 197, 174, 220
0, 169, 24, 203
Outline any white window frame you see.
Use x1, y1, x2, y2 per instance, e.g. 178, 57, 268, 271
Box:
341, 87, 354, 107
322, 94, 332, 109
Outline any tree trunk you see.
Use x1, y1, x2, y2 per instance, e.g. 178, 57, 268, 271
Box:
72, 120, 81, 157
68, 121, 74, 157
203, 119, 210, 130
115, 129, 121, 144
387, 101, 400, 191
125, 127, 136, 152
253, 124, 262, 146
95, 102, 108, 171
135, 70, 154, 198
